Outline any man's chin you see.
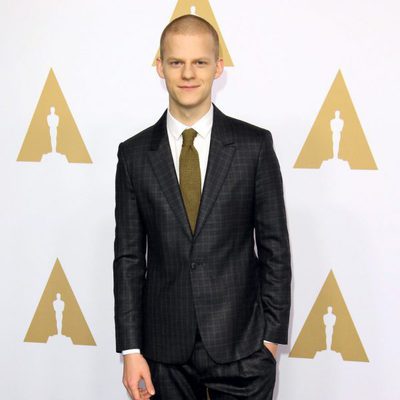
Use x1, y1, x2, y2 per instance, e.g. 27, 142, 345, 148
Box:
175, 98, 207, 110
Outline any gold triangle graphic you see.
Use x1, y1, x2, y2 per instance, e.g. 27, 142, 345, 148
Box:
289, 270, 368, 362
152, 0, 233, 66
17, 68, 92, 163
24, 258, 96, 346
294, 70, 377, 170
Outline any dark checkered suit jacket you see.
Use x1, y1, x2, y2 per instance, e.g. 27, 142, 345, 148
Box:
113, 105, 291, 364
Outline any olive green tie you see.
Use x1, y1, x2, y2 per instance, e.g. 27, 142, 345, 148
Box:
179, 128, 201, 235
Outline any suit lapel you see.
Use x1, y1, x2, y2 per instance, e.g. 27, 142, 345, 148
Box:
193, 106, 236, 240
148, 111, 193, 240
147, 106, 236, 242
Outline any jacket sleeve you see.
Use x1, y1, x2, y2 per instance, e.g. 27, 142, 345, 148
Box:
254, 131, 291, 344
113, 142, 147, 353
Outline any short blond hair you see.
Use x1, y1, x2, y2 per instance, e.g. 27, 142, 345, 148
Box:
160, 14, 219, 60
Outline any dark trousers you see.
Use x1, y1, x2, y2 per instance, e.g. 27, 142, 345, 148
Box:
146, 328, 276, 399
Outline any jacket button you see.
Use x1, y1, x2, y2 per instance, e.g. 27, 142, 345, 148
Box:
191, 262, 197, 270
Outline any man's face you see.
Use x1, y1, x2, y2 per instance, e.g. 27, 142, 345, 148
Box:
156, 32, 224, 113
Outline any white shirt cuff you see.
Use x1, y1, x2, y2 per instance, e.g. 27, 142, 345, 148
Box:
122, 349, 141, 355
263, 340, 277, 345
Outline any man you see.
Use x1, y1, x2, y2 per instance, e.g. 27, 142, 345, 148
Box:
113, 14, 291, 400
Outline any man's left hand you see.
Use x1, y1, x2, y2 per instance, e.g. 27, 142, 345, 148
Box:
263, 342, 278, 359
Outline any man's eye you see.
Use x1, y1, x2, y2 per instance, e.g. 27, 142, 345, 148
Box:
196, 61, 207, 66
170, 61, 181, 66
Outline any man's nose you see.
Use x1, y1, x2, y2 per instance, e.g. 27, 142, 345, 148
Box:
182, 63, 195, 79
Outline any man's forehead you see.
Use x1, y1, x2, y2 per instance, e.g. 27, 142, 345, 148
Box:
164, 31, 214, 45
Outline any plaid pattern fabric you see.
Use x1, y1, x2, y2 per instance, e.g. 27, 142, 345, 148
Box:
147, 328, 276, 399
113, 105, 291, 364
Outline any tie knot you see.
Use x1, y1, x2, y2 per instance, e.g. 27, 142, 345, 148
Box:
182, 128, 197, 146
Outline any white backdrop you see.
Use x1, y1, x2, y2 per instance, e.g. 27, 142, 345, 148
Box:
1, 0, 399, 398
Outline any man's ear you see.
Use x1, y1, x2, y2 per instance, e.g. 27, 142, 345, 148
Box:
214, 58, 224, 79
156, 57, 165, 79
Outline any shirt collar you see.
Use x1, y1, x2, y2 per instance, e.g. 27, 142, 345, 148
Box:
167, 104, 213, 140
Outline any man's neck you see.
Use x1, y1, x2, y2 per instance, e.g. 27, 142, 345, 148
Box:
168, 101, 212, 126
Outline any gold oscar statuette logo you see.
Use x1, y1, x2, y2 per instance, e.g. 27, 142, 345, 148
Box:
153, 0, 233, 66
289, 270, 368, 362
17, 68, 92, 163
294, 70, 377, 170
24, 258, 96, 346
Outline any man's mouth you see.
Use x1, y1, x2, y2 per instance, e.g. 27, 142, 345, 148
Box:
178, 85, 200, 90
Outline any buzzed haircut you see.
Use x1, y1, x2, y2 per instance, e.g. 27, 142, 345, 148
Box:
159, 14, 220, 60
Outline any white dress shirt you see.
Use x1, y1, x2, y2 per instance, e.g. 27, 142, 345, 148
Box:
122, 104, 274, 356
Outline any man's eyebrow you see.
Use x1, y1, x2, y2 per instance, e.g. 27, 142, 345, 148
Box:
165, 57, 212, 62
